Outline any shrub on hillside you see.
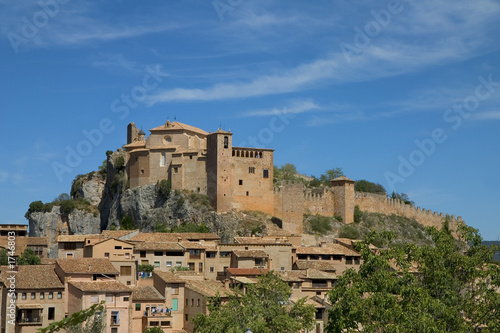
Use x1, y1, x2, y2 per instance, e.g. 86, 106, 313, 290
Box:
309, 215, 333, 235
354, 180, 386, 194
339, 224, 360, 239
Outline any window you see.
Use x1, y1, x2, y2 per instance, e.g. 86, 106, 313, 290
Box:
66, 253, 74, 258
219, 251, 230, 257
166, 261, 172, 267
125, 253, 130, 259
224, 136, 228, 148
57, 292, 62, 299
150, 321, 159, 327
206, 252, 216, 258
154, 251, 163, 256
154, 261, 160, 268
48, 307, 55, 320
188, 262, 195, 271
140, 169, 144, 174
174, 167, 178, 173
249, 167, 255, 174
172, 298, 178, 311
263, 169, 269, 178
140, 251, 146, 258
210, 266, 214, 273
124, 296, 129, 301
176, 261, 182, 266
106, 294, 114, 303
246, 191, 249, 196
104, 252, 110, 258
346, 257, 353, 265
22, 293, 26, 299
199, 262, 203, 273
111, 311, 119, 325
111, 328, 118, 333
91, 295, 99, 303
255, 258, 264, 267
171, 285, 178, 295
115, 246, 122, 250
161, 321, 171, 327
40, 292, 44, 300
191, 299, 194, 306
120, 266, 132, 276
48, 292, 53, 299
160, 152, 166, 167
141, 260, 149, 265
355, 257, 360, 265
239, 179, 243, 185
31, 292, 36, 299
197, 299, 200, 307
185, 314, 189, 321
135, 303, 141, 311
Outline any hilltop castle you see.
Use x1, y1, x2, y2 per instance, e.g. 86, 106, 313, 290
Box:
124, 120, 462, 234
124, 121, 355, 233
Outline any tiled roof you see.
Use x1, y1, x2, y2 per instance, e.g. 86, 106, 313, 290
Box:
26, 237, 48, 245
331, 176, 355, 182
57, 235, 88, 242
179, 241, 206, 250
232, 250, 268, 258
130, 232, 219, 242
133, 242, 183, 251
149, 121, 208, 135
131, 286, 165, 301
56, 258, 119, 275
293, 260, 338, 272
101, 230, 139, 239
1, 265, 63, 289
154, 270, 201, 283
225, 268, 268, 276
295, 244, 360, 256
234, 236, 291, 245
123, 141, 146, 149
335, 238, 378, 250
185, 279, 231, 297
90, 238, 134, 247
69, 280, 131, 293
41, 258, 57, 265
277, 270, 305, 282
303, 269, 338, 280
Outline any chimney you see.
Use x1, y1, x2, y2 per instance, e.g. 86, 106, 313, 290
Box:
320, 241, 327, 248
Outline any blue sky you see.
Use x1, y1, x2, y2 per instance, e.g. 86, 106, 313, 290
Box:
1, 0, 499, 239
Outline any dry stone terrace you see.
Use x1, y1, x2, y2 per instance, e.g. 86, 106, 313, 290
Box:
0, 227, 369, 333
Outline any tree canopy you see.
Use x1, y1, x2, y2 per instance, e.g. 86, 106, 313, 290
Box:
192, 271, 316, 333
354, 179, 386, 194
326, 224, 500, 333
17, 248, 41, 265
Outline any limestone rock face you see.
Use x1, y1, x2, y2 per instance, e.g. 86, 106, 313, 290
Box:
28, 206, 61, 245
76, 174, 105, 206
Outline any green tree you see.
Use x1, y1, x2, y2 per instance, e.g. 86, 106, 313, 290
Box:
25, 200, 44, 219
354, 179, 386, 194
0, 248, 8, 265
17, 248, 41, 265
54, 193, 71, 202
274, 163, 300, 184
319, 167, 344, 185
390, 191, 414, 205
326, 224, 500, 333
37, 301, 105, 333
193, 272, 316, 333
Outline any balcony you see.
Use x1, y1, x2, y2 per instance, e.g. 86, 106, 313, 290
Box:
18, 316, 43, 325
311, 282, 329, 289
17, 308, 43, 325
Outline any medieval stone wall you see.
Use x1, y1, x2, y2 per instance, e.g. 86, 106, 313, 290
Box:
354, 192, 462, 230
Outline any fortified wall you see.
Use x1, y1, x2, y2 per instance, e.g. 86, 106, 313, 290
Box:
273, 182, 462, 236
354, 192, 462, 231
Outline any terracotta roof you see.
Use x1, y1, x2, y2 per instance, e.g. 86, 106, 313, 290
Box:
277, 270, 305, 282
331, 176, 354, 182
1, 265, 63, 289
293, 260, 338, 272
154, 270, 201, 283
185, 280, 231, 297
130, 232, 219, 242
56, 258, 119, 275
123, 141, 146, 149
149, 121, 208, 136
232, 250, 268, 258
303, 269, 338, 280
26, 237, 48, 245
69, 280, 131, 293
234, 236, 291, 245
335, 238, 378, 250
41, 258, 57, 265
295, 244, 360, 256
57, 235, 88, 242
131, 286, 165, 301
232, 276, 257, 284
133, 242, 183, 251
89, 238, 134, 247
290, 296, 324, 307
225, 268, 268, 276
101, 230, 139, 239
179, 241, 206, 250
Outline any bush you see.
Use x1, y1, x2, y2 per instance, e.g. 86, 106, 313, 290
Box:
355, 180, 386, 194
156, 179, 172, 198
172, 223, 210, 233
333, 214, 343, 222
121, 215, 135, 230
98, 159, 107, 177
339, 224, 361, 239
17, 248, 41, 265
309, 215, 332, 235
114, 155, 125, 171
138, 264, 154, 273
25, 200, 44, 219
354, 205, 363, 223
59, 200, 76, 215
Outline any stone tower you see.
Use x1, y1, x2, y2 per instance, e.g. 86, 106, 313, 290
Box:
206, 130, 233, 212
127, 122, 140, 144
330, 176, 355, 223
278, 182, 305, 235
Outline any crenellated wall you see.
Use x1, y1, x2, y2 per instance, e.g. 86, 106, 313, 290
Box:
354, 192, 462, 230
302, 189, 335, 216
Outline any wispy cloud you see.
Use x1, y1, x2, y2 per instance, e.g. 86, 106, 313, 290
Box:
239, 100, 321, 117
91, 53, 142, 73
